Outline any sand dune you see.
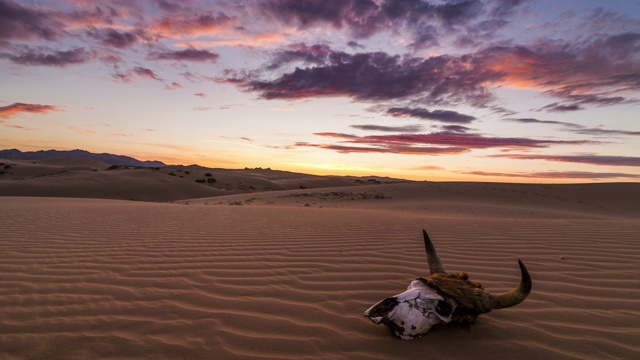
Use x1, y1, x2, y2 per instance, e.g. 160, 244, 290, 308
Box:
0, 159, 407, 201
1, 178, 639, 359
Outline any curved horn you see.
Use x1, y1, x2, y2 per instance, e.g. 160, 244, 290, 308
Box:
490, 259, 532, 309
423, 229, 446, 275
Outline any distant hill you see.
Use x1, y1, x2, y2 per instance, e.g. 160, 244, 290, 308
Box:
0, 149, 166, 167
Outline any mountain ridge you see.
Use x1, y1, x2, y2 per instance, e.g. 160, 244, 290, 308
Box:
0, 149, 166, 167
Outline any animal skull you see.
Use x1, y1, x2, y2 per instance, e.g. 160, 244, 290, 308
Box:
364, 229, 532, 339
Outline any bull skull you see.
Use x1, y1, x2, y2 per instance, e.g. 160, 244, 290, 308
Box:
364, 229, 532, 339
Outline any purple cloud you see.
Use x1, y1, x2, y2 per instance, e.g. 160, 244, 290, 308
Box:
148, 47, 219, 62
227, 49, 500, 106
0, 0, 63, 45
133, 66, 161, 80
265, 43, 331, 70
113, 66, 162, 83
295, 141, 467, 155
507, 117, 582, 128
463, 170, 640, 179
350, 124, 422, 133
507, 118, 640, 137
1, 47, 91, 66
86, 27, 138, 48
256, 0, 505, 49
387, 107, 477, 124
440, 125, 471, 133
491, 154, 640, 167
294, 131, 593, 156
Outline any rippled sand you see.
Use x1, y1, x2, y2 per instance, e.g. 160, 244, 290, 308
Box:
1, 183, 639, 359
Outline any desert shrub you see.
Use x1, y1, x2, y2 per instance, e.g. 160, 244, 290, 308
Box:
207, 178, 216, 183
195, 179, 206, 183
204, 173, 212, 177
168, 172, 176, 176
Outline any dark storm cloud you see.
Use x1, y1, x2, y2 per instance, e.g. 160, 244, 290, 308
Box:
1, 47, 91, 66
386, 107, 477, 123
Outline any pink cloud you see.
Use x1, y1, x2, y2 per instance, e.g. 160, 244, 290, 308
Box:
0, 102, 60, 119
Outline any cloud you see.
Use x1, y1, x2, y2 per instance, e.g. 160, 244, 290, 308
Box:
572, 128, 640, 137
386, 107, 477, 123
0, 102, 60, 119
440, 125, 471, 133
350, 124, 422, 133
415, 165, 445, 171
86, 27, 139, 48
226, 49, 500, 106
491, 154, 640, 167
507, 118, 640, 137
507, 117, 582, 128
152, 12, 235, 38
133, 66, 161, 80
479, 33, 640, 110
463, 170, 640, 180
265, 43, 332, 70
227, 30, 639, 111
112, 66, 162, 83
294, 131, 593, 156
256, 0, 515, 49
539, 103, 583, 112
165, 82, 182, 90
295, 141, 467, 155
148, 47, 219, 62
0, 0, 63, 45
1, 47, 91, 66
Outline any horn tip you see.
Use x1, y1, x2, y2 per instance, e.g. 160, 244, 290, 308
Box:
517, 259, 532, 295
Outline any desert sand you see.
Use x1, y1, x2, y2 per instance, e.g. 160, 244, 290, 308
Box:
1, 159, 639, 359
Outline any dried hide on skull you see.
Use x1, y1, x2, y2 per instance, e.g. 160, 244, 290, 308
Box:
364, 229, 532, 339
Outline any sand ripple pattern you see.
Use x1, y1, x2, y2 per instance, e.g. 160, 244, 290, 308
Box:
1, 198, 638, 359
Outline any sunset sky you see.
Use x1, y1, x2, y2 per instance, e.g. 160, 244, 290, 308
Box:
1, 0, 639, 182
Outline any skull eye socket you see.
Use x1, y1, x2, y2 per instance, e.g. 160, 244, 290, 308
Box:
435, 300, 452, 317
